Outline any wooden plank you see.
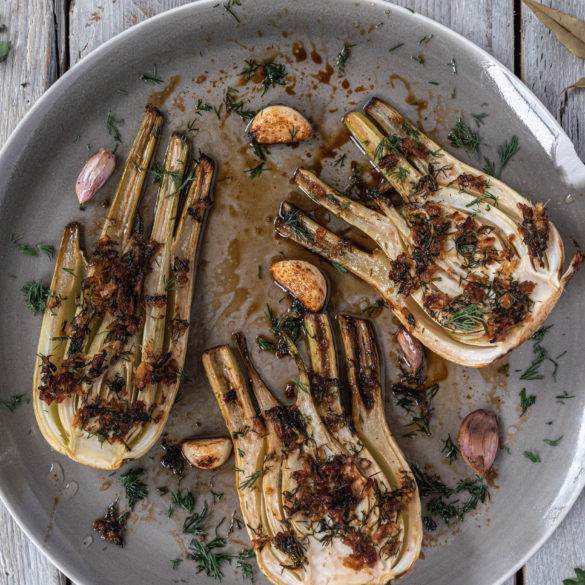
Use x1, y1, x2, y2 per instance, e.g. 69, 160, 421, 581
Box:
0, 1, 68, 583
520, 3, 585, 582
521, 0, 585, 159
392, 0, 515, 70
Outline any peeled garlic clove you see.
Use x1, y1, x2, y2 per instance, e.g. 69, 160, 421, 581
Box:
181, 437, 232, 470
248, 105, 313, 144
270, 259, 327, 312
396, 327, 426, 381
458, 409, 499, 475
76, 148, 116, 205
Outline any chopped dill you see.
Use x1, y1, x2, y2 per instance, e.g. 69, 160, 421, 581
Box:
169, 489, 195, 516
441, 435, 459, 463
419, 33, 434, 45
519, 388, 536, 416
483, 135, 520, 178
389, 42, 404, 52
223, 0, 242, 22
520, 325, 562, 381
556, 391, 575, 405
140, 64, 163, 84
448, 118, 481, 155
393, 383, 440, 437
22, 280, 50, 314
183, 501, 210, 536
188, 536, 232, 579
523, 450, 541, 463
330, 260, 347, 273
544, 435, 563, 446
239, 470, 262, 490
195, 99, 213, 114
224, 86, 255, 121
148, 162, 183, 186
0, 394, 26, 413
11, 235, 54, 259
472, 112, 488, 126
336, 42, 355, 72
374, 134, 402, 161
170, 558, 182, 570
244, 162, 267, 179
251, 141, 269, 161
106, 111, 123, 143
236, 549, 255, 582
119, 467, 148, 510
279, 207, 313, 242
465, 191, 498, 209
241, 58, 287, 94
333, 153, 347, 167
393, 166, 410, 183
412, 53, 425, 65
440, 303, 485, 332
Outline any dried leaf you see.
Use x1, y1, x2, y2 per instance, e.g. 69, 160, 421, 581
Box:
562, 77, 585, 93
522, 0, 585, 59
0, 40, 10, 63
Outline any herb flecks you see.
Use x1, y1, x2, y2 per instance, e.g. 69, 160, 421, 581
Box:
106, 111, 123, 144
523, 450, 541, 463
520, 325, 562, 381
119, 467, 148, 510
22, 280, 50, 314
241, 58, 287, 95
11, 235, 55, 259
244, 161, 267, 179
519, 388, 536, 416
140, 64, 164, 84
448, 118, 481, 155
336, 43, 355, 73
441, 435, 459, 463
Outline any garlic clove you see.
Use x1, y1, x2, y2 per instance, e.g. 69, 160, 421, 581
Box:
458, 409, 499, 475
181, 437, 233, 470
270, 259, 327, 312
76, 148, 116, 206
248, 105, 313, 144
396, 328, 426, 382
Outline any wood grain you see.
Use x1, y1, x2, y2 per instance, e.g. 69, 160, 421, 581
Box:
521, 0, 585, 159
4, 1, 585, 584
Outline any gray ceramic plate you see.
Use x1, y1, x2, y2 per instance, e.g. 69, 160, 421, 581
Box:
1, 1, 585, 584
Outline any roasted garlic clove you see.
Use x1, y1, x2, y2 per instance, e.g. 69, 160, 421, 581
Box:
271, 259, 327, 312
248, 105, 313, 144
181, 437, 233, 470
458, 409, 499, 475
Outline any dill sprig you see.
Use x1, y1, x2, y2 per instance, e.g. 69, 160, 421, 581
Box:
222, 0, 242, 22
279, 208, 313, 242
224, 86, 255, 121
519, 388, 536, 416
106, 111, 123, 143
140, 64, 163, 84
374, 134, 402, 161
119, 467, 148, 510
244, 162, 267, 179
412, 464, 490, 525
336, 42, 355, 73
520, 325, 562, 381
183, 501, 210, 536
440, 303, 485, 332
472, 112, 488, 126
195, 99, 213, 114
523, 450, 541, 463
393, 383, 440, 437
149, 162, 183, 186
236, 549, 255, 582
483, 135, 520, 178
170, 489, 196, 515
441, 434, 459, 463
11, 235, 55, 259
448, 118, 481, 155
241, 58, 287, 94
0, 394, 26, 413
22, 280, 50, 314
188, 536, 232, 580
239, 469, 263, 490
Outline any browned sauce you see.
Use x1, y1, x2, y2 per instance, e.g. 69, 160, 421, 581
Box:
312, 62, 334, 85
148, 75, 181, 107
310, 47, 323, 64
389, 73, 428, 127
292, 41, 307, 62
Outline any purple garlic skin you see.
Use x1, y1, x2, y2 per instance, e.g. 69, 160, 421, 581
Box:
458, 409, 499, 476
75, 148, 116, 205
396, 327, 426, 382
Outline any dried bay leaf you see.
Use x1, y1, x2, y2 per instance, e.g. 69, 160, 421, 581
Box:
563, 77, 585, 93
522, 0, 585, 59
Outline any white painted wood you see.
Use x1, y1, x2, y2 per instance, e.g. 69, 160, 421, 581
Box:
0, 2, 68, 583
521, 4, 585, 582
521, 0, 585, 160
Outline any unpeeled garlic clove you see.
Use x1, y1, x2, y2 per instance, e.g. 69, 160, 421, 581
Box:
76, 148, 116, 206
458, 409, 499, 475
181, 437, 232, 470
396, 328, 426, 382
270, 259, 327, 312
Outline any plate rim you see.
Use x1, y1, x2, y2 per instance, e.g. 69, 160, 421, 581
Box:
0, 2, 583, 584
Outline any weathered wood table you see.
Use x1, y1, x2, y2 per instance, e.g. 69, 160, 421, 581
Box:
1, 1, 584, 584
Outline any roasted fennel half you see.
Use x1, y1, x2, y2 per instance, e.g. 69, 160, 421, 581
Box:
33, 107, 215, 469
203, 315, 421, 585
275, 97, 582, 367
